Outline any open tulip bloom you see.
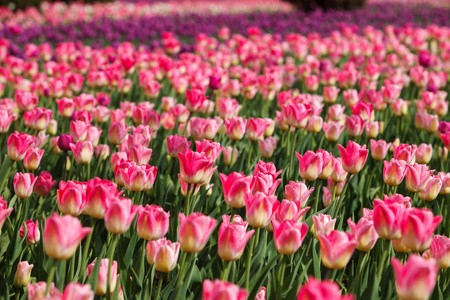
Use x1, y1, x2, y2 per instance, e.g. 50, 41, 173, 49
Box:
0, 9, 449, 300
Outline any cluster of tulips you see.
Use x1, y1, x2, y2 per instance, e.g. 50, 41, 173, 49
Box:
0, 20, 449, 300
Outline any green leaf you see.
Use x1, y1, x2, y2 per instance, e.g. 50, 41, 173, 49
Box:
248, 253, 279, 299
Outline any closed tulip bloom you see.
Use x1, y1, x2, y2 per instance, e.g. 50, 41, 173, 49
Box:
127, 145, 152, 165
317, 149, 334, 179
43, 213, 91, 260
217, 98, 241, 119
322, 187, 336, 208
346, 115, 365, 137
253, 161, 282, 179
284, 181, 314, 207
57, 134, 74, 152
0, 109, 15, 133
105, 198, 141, 235
374, 193, 412, 209
62, 283, 94, 300
330, 157, 348, 183
27, 282, 61, 299
312, 214, 336, 239
282, 103, 312, 129
347, 217, 379, 252
259, 137, 278, 158
220, 172, 252, 208
14, 261, 33, 288
393, 144, 416, 164
108, 122, 130, 145
57, 180, 86, 216
218, 215, 255, 261
323, 86, 340, 103
33, 171, 56, 197
428, 235, 450, 269
166, 135, 191, 158
392, 99, 410, 117
56, 97, 75, 118
84, 178, 121, 219
24, 108, 52, 131
297, 277, 354, 300
296, 151, 323, 181
19, 219, 40, 245
146, 238, 180, 272
415, 143, 433, 164
8, 131, 33, 161
419, 176, 442, 201
85, 125, 102, 146
273, 200, 310, 224
306, 115, 323, 133
178, 149, 215, 185
323, 121, 344, 142
202, 279, 248, 300
70, 120, 90, 142
370, 139, 391, 161
401, 208, 442, 252
23, 147, 44, 170
328, 104, 346, 121
383, 159, 407, 186
70, 141, 94, 165
13, 172, 37, 199
196, 140, 223, 163
0, 199, 13, 232
436, 172, 450, 195
318, 230, 357, 269
337, 140, 368, 174
185, 89, 206, 112
245, 192, 279, 228
15, 90, 38, 111
273, 219, 308, 255
223, 146, 238, 166
178, 213, 217, 253
137, 205, 170, 240
120, 164, 158, 192
87, 259, 118, 295
391, 255, 438, 300
373, 202, 405, 240
246, 118, 269, 141
405, 164, 434, 193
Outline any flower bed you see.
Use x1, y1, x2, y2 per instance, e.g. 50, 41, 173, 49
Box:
0, 17, 449, 300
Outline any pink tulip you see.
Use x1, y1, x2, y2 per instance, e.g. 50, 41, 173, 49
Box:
43, 213, 91, 260
345, 115, 365, 137
202, 279, 248, 300
383, 158, 407, 186
108, 121, 130, 145
13, 172, 37, 199
391, 254, 438, 300
259, 137, 278, 158
405, 164, 434, 193
374, 193, 412, 209
19, 219, 40, 245
105, 198, 141, 235
337, 140, 368, 174
250, 172, 281, 196
393, 144, 416, 164
317, 230, 357, 269
146, 238, 180, 272
56, 97, 75, 118
223, 146, 238, 166
27, 282, 61, 300
256, 287, 266, 300
253, 161, 282, 179
69, 120, 90, 142
328, 104, 346, 122
220, 172, 252, 208
185, 89, 206, 112
196, 140, 223, 162
7, 131, 33, 161
330, 157, 348, 183
273, 219, 308, 255
224, 117, 247, 141
119, 164, 157, 192
419, 176, 442, 201
87, 259, 118, 295
70, 140, 94, 165
297, 277, 354, 300
322, 121, 344, 142
15, 90, 38, 111
218, 215, 254, 261
62, 283, 94, 300
14, 261, 33, 288
33, 171, 56, 197
373, 202, 405, 240
427, 235, 450, 269
246, 118, 269, 141
166, 135, 191, 158
178, 213, 217, 253
217, 97, 241, 119
370, 139, 391, 161
351, 101, 373, 121
401, 208, 442, 252
178, 149, 215, 185
127, 145, 153, 165
273, 200, 310, 224
57, 180, 86, 216
312, 214, 336, 239
245, 192, 279, 228
23, 147, 44, 171
284, 181, 314, 208
137, 205, 170, 241
296, 151, 323, 181
0, 109, 15, 133
323, 86, 340, 103
0, 198, 13, 233
415, 143, 433, 164
436, 172, 450, 195
347, 217, 379, 252
24, 108, 52, 131
282, 103, 312, 129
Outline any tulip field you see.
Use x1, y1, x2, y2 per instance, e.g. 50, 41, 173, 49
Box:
0, 0, 449, 299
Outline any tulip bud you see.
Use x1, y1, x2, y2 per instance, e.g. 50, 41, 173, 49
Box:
14, 261, 33, 288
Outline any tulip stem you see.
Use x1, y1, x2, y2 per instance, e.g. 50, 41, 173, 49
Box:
107, 234, 118, 300
377, 239, 391, 280
45, 259, 58, 296
245, 233, 255, 289
332, 174, 350, 219
176, 251, 189, 288
221, 260, 230, 281
230, 208, 236, 223
155, 273, 164, 300
78, 219, 95, 281
276, 255, 286, 300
